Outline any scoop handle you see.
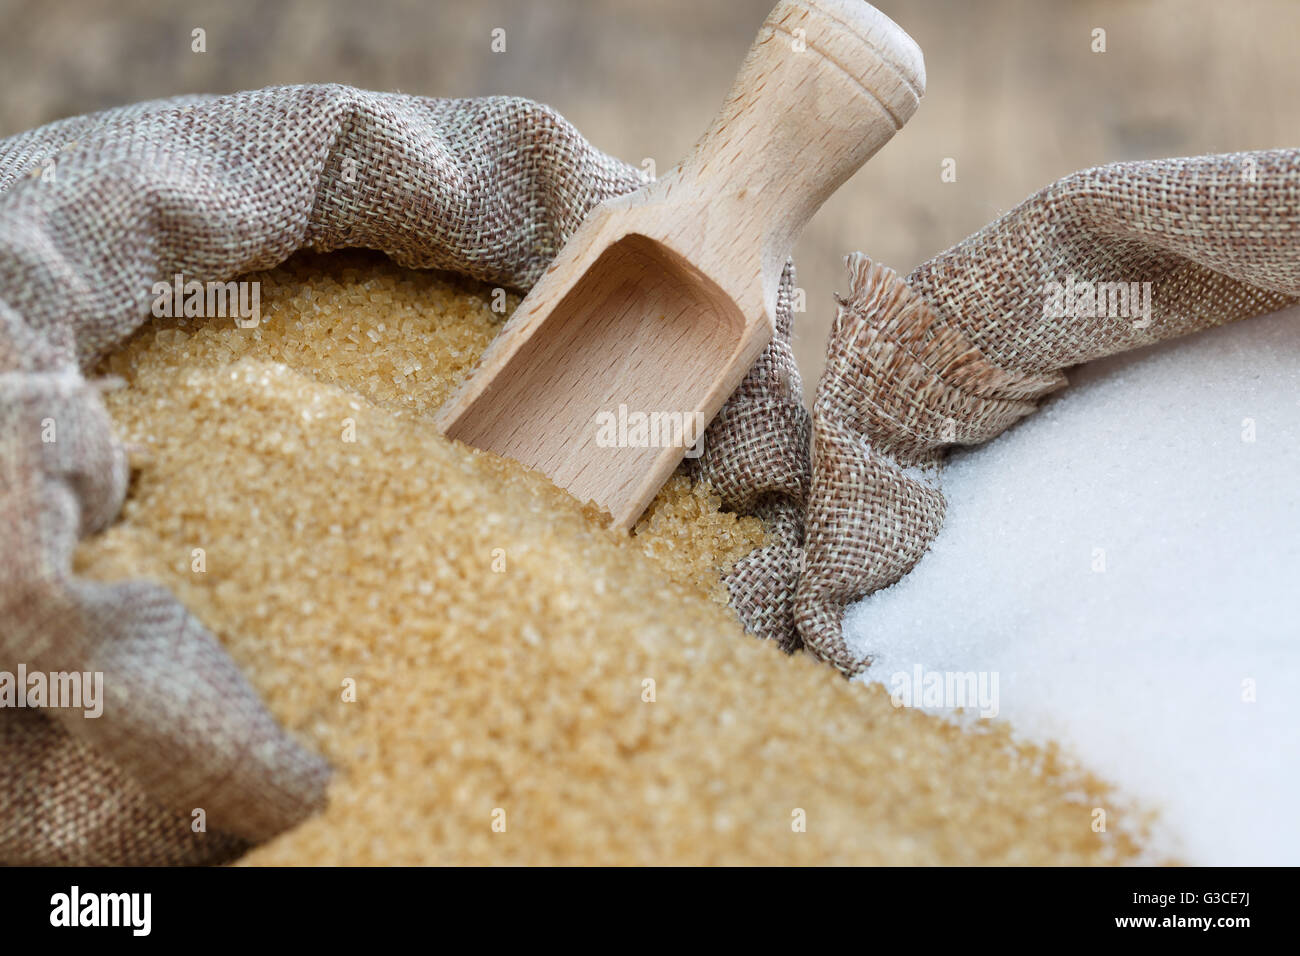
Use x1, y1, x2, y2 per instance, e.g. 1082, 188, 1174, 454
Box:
675, 0, 925, 269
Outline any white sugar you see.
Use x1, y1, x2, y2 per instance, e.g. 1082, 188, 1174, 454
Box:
845, 304, 1300, 865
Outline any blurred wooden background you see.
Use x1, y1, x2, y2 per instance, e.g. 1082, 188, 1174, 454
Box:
2, 0, 1297, 396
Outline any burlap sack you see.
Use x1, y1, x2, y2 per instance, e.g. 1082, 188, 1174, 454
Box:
0, 86, 650, 865
2, 83, 1296, 862
800, 151, 1300, 674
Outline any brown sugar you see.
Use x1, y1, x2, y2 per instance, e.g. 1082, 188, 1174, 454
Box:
74, 251, 1152, 865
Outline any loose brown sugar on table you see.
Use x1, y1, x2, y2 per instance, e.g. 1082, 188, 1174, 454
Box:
75, 251, 1155, 865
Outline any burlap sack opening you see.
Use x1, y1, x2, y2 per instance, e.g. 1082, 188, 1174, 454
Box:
803, 150, 1299, 676
0, 85, 803, 865
3, 83, 1296, 863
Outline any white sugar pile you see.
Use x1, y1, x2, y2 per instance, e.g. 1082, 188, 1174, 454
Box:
845, 304, 1300, 866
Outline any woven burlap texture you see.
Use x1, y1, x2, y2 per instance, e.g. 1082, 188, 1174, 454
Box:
2, 84, 1296, 861
804, 150, 1300, 674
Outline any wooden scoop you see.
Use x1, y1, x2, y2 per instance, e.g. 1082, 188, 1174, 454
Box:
436, 0, 925, 529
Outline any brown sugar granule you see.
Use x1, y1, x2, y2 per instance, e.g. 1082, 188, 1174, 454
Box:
75, 251, 1153, 865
